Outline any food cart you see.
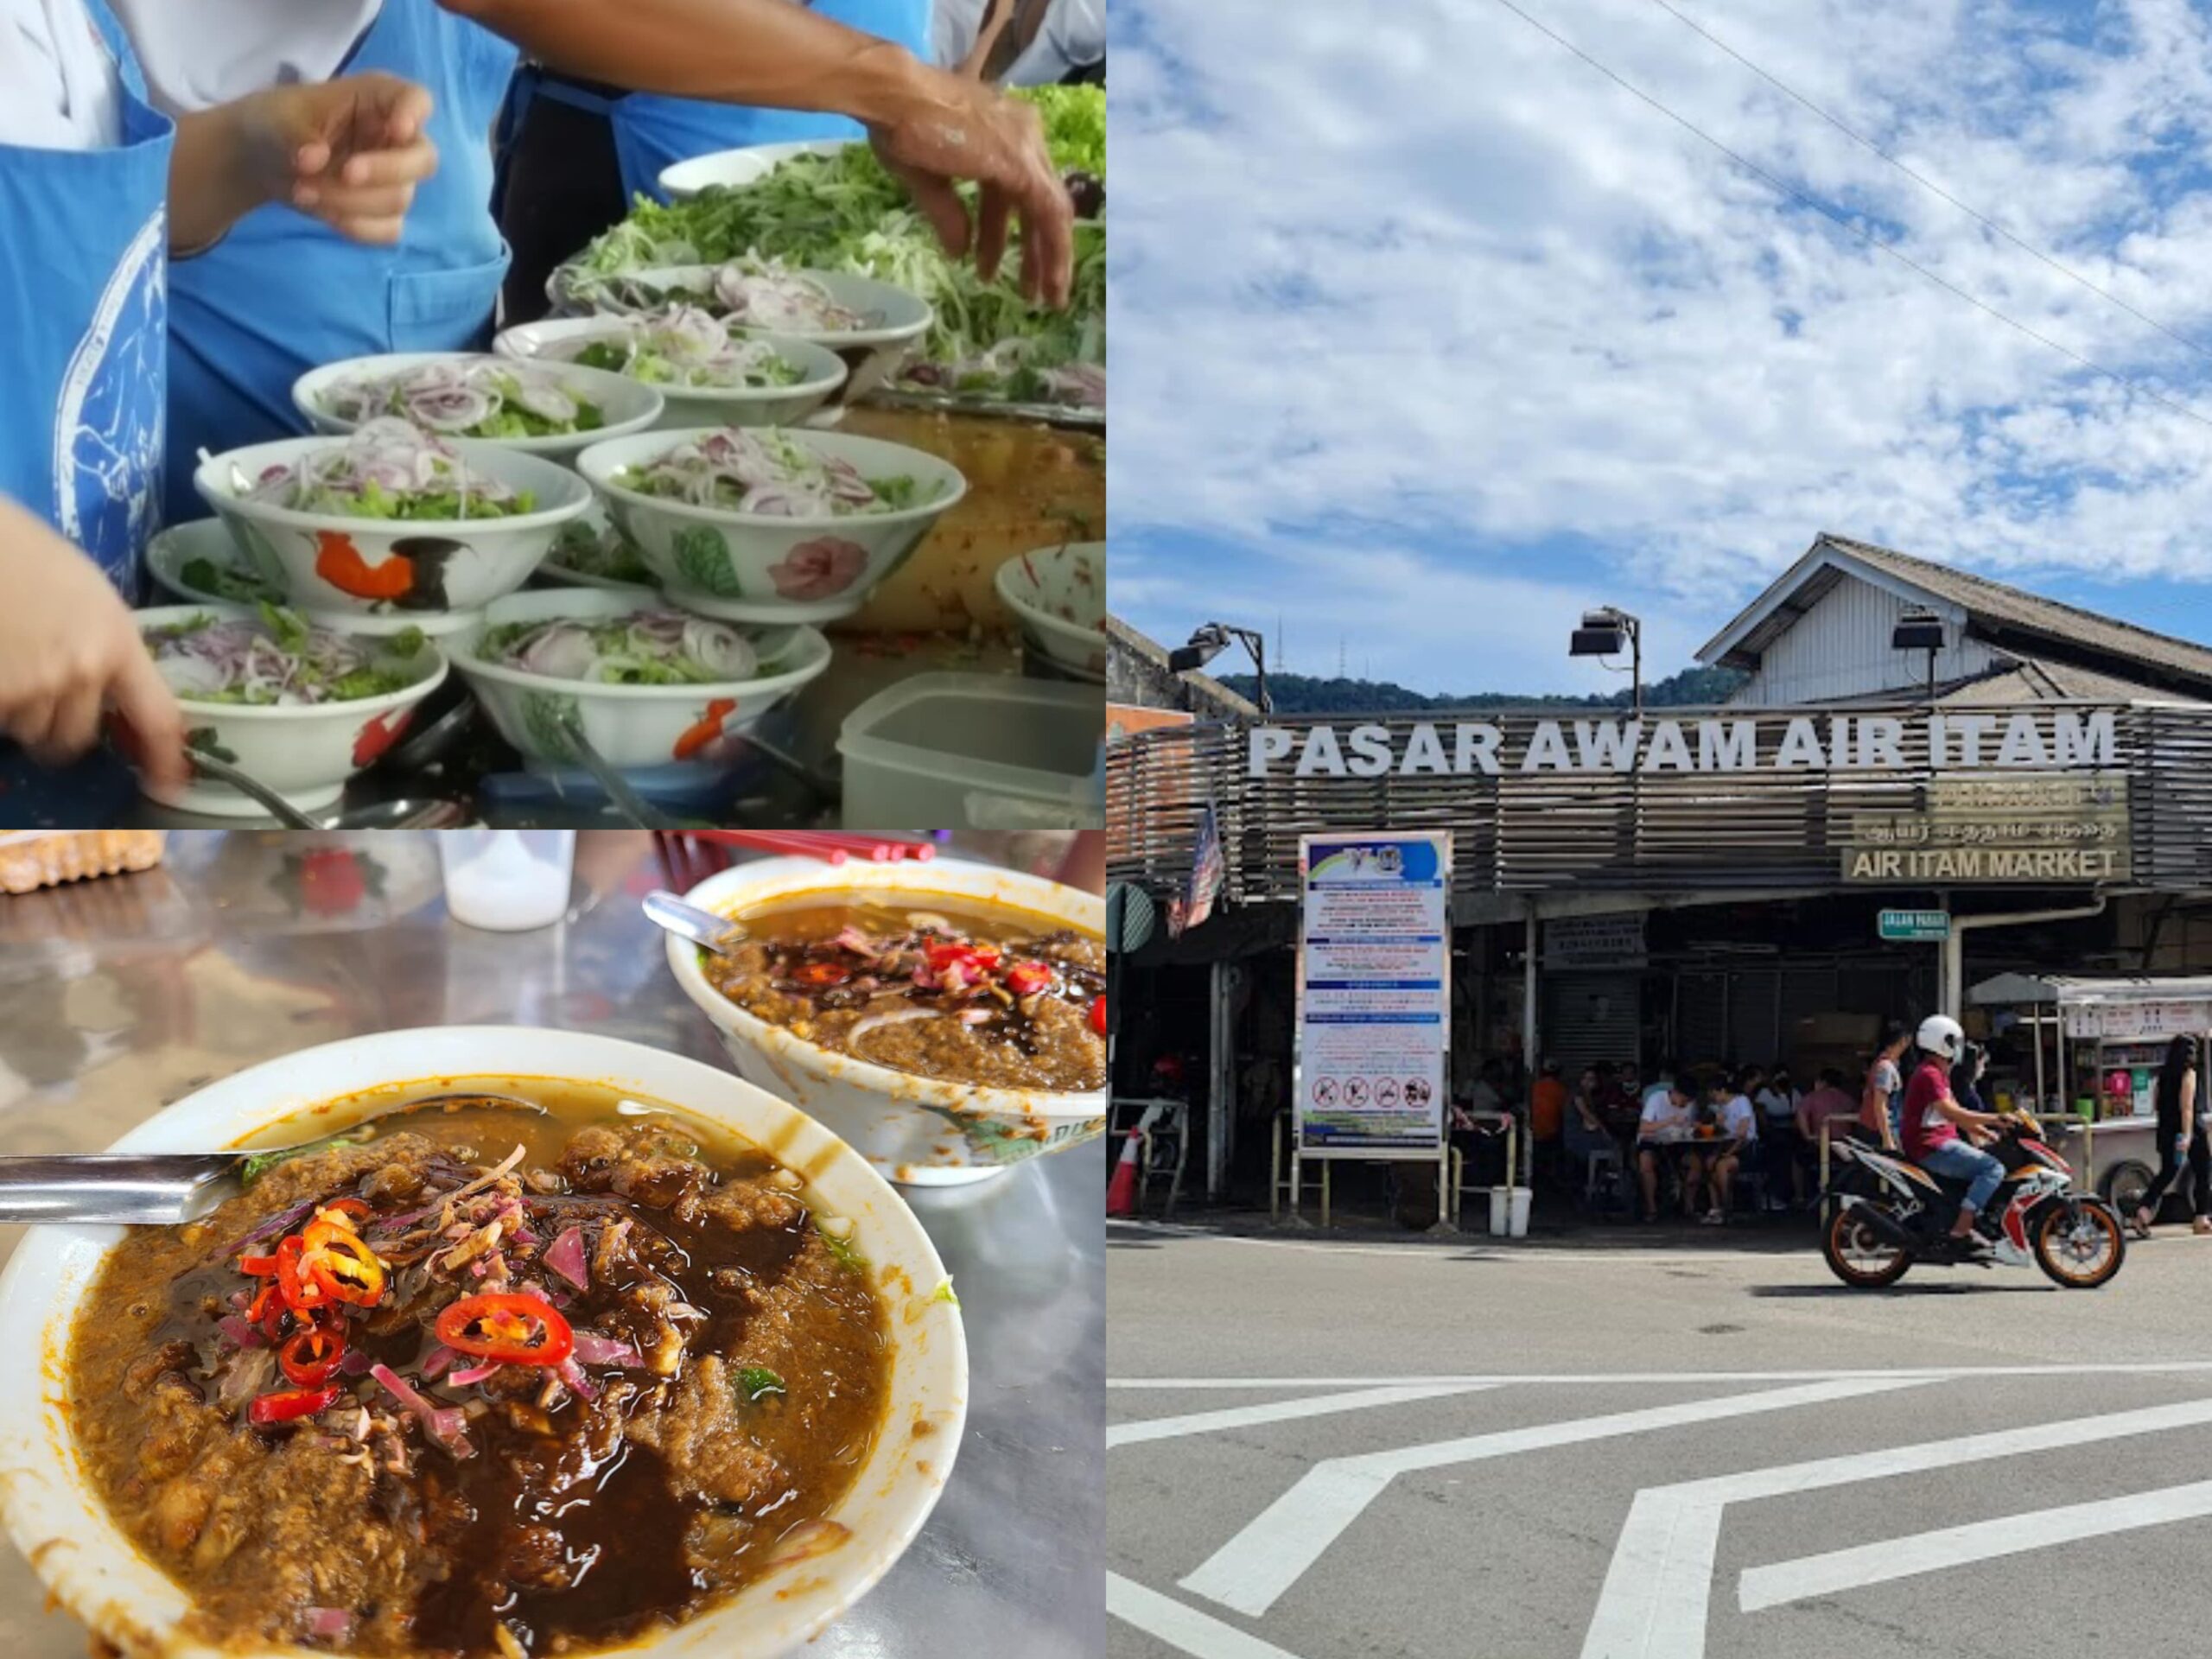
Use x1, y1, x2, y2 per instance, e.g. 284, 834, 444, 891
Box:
1967, 972, 2212, 1213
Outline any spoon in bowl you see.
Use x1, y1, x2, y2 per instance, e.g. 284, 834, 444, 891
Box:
0, 1090, 547, 1227
642, 890, 747, 956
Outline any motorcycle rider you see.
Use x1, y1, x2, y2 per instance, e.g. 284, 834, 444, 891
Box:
1901, 1014, 2010, 1258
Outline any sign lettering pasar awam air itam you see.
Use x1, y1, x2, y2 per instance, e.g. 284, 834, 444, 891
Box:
1246, 709, 2117, 777
1295, 834, 1451, 1155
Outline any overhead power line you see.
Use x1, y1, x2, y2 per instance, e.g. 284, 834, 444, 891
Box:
1485, 0, 2212, 440
1639, 0, 2212, 370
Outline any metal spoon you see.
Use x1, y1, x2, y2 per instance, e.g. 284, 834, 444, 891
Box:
0, 1090, 548, 1228
642, 890, 747, 956
559, 709, 661, 828
187, 748, 325, 830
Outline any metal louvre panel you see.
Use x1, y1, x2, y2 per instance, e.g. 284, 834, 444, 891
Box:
1107, 703, 2177, 904
1542, 973, 1641, 1073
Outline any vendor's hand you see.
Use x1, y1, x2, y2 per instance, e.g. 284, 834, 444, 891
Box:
869, 70, 1073, 307
0, 500, 187, 791
248, 73, 439, 245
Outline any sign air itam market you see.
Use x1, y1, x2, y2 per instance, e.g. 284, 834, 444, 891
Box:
1245, 709, 2117, 779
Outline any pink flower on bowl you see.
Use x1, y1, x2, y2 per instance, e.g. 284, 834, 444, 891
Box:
768, 537, 868, 601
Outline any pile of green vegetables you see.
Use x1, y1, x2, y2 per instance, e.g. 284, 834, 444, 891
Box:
575, 86, 1104, 403
144, 605, 429, 706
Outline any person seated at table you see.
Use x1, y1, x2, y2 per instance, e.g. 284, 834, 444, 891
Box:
1529, 1059, 1567, 1183
1796, 1067, 1859, 1192
1598, 1059, 1642, 1148
1702, 1070, 1761, 1225
1636, 1073, 1699, 1223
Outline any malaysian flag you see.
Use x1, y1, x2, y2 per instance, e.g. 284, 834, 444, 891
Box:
1172, 804, 1224, 938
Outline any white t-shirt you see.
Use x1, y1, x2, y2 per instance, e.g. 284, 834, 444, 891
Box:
2, 0, 122, 150
1754, 1084, 1797, 1122
1638, 1084, 1687, 1135
1719, 1094, 1759, 1141
106, 0, 380, 116
934, 0, 1104, 85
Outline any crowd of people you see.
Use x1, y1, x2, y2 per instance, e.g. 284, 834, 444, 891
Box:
1455, 1019, 2043, 1233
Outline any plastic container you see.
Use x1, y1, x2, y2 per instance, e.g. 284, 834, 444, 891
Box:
1490, 1185, 1533, 1237
437, 830, 575, 930
837, 672, 1103, 830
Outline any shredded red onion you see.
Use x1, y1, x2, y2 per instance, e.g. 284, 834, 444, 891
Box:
418, 1343, 457, 1380
554, 1356, 600, 1400
448, 1361, 503, 1387
216, 1313, 265, 1350
569, 1331, 642, 1368
304, 1606, 357, 1643
544, 1225, 590, 1291
226, 1198, 318, 1256
372, 1363, 475, 1459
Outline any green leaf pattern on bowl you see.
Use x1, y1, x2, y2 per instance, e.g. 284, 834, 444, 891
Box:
521, 691, 584, 761
234, 520, 289, 587
673, 524, 743, 597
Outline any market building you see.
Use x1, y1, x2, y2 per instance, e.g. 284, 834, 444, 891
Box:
1108, 533, 2212, 1206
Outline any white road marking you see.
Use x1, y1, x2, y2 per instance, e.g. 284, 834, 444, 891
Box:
1582, 1394, 2212, 1659
1111, 1359, 2212, 1389
1108, 1383, 1497, 1448
1109, 1221, 1792, 1266
1179, 1376, 1929, 1618
1737, 1476, 2212, 1613
1107, 1573, 1306, 1659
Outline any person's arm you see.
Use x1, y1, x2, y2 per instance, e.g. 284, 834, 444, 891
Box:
0, 497, 187, 789
435, 0, 1072, 304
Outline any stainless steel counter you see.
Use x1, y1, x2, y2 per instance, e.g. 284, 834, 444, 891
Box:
0, 831, 1103, 1657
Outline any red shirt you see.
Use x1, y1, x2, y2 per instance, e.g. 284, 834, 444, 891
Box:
1902, 1058, 1956, 1160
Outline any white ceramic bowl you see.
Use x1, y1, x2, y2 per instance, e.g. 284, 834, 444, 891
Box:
994, 542, 1105, 682
194, 435, 594, 617
666, 857, 1107, 1185
0, 1026, 966, 1659
494, 319, 849, 431
575, 428, 964, 624
452, 587, 831, 771
131, 602, 449, 817
291, 353, 666, 466
657, 137, 847, 201
550, 266, 931, 404
145, 520, 486, 639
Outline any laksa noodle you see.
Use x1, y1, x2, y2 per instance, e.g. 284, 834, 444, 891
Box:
67, 1084, 891, 1658
699, 893, 1107, 1095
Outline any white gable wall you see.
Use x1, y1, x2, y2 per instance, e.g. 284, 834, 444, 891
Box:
1728, 572, 2000, 706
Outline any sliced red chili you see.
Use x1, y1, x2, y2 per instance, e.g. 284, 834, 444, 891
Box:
793, 961, 852, 988
279, 1326, 346, 1389
276, 1235, 335, 1312
1090, 995, 1107, 1035
237, 1252, 280, 1277
315, 1197, 372, 1226
925, 941, 1001, 974
247, 1384, 341, 1427
301, 1217, 387, 1306
435, 1292, 575, 1367
1005, 961, 1053, 997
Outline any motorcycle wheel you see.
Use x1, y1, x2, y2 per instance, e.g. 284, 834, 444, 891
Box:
1822, 1204, 1910, 1288
2032, 1200, 2126, 1289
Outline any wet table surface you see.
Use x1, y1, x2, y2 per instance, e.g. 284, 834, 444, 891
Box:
0, 831, 1103, 1657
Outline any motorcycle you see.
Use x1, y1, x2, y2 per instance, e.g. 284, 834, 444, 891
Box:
1821, 1114, 2126, 1289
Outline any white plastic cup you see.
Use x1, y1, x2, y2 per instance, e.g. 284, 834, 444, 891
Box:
437, 830, 576, 931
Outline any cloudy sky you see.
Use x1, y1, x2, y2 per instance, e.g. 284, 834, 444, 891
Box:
1108, 0, 2212, 694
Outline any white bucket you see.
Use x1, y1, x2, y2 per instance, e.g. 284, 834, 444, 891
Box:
1509, 1185, 1532, 1237
1491, 1185, 1532, 1237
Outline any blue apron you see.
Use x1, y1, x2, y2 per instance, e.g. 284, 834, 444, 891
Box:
0, 0, 172, 828
161, 0, 520, 517
524, 0, 930, 205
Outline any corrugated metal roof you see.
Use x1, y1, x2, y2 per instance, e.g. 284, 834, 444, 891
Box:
1700, 532, 2212, 700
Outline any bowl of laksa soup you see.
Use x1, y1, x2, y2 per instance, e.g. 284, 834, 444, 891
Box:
0, 1027, 964, 1659
666, 858, 1107, 1185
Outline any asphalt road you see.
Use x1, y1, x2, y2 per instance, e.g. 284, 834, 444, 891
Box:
1107, 1218, 2212, 1659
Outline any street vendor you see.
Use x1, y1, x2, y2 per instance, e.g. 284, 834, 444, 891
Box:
114, 0, 1077, 516
0, 0, 438, 822
494, 0, 931, 319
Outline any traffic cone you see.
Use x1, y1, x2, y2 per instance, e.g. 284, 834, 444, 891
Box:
1106, 1123, 1146, 1217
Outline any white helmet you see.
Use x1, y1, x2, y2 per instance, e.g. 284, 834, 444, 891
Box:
1916, 1014, 1967, 1061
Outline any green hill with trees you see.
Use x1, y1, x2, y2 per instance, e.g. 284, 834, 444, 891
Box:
1215, 664, 1747, 715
